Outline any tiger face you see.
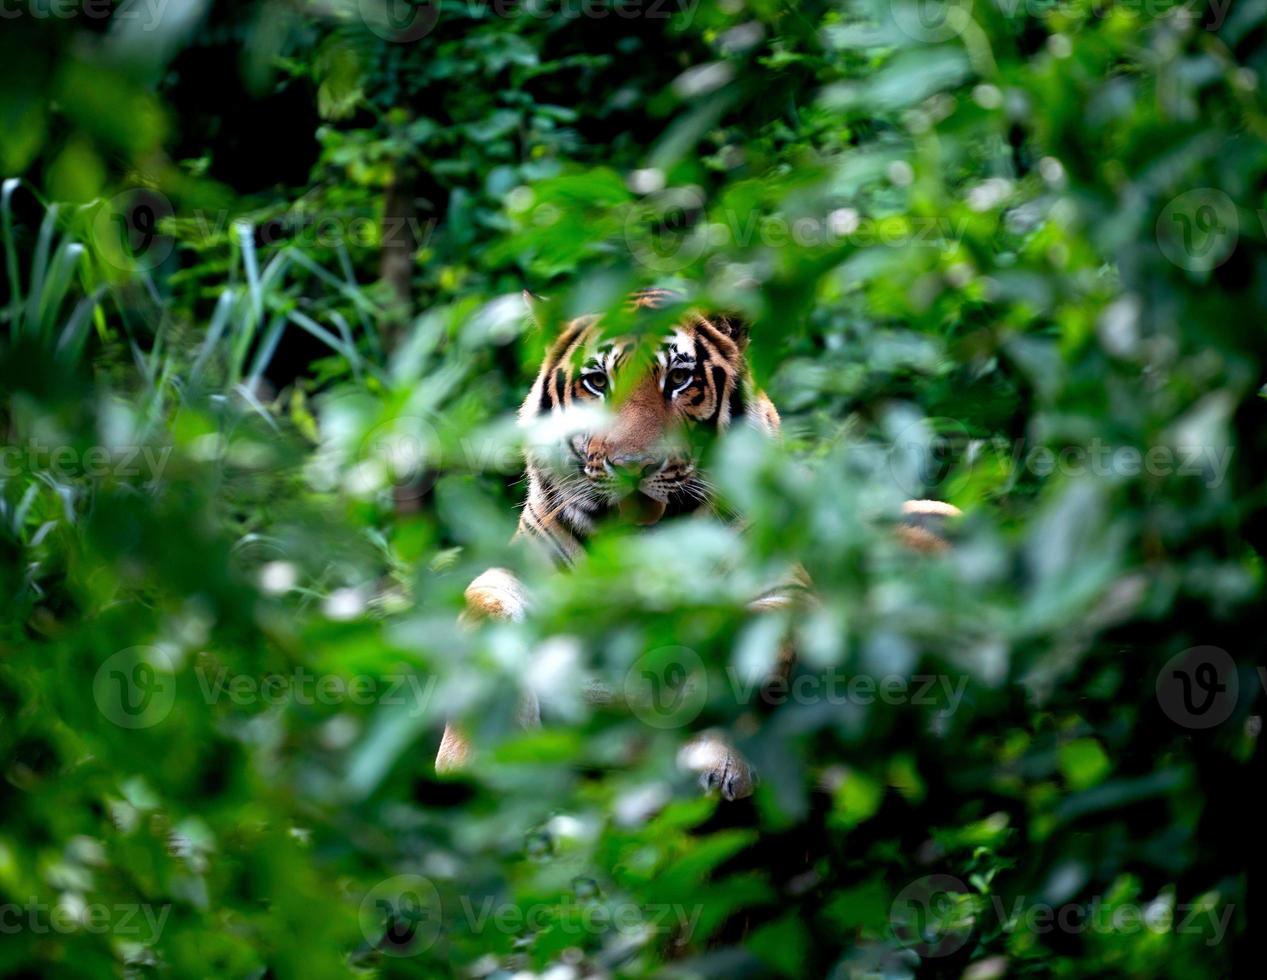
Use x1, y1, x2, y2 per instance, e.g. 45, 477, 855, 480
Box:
517, 289, 779, 560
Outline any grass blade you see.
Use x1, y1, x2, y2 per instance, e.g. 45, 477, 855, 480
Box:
56, 288, 105, 362
24, 203, 60, 337
37, 240, 85, 340
2, 178, 25, 327
285, 308, 356, 364
245, 311, 289, 390
189, 290, 237, 386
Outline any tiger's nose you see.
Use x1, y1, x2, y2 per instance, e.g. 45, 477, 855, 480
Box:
608, 453, 660, 479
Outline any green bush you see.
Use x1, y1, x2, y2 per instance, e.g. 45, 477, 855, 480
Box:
1, 1, 1261, 976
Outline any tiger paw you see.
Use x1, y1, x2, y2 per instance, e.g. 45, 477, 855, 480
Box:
678, 731, 755, 801
896, 499, 961, 553
436, 722, 472, 775
462, 567, 529, 623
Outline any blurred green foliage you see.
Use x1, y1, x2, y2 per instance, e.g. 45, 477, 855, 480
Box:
2, 0, 1264, 977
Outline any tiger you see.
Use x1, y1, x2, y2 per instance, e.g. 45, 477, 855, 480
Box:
435, 288, 957, 799
516, 286, 779, 557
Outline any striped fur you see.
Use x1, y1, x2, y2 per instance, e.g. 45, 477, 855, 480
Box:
515, 288, 778, 563
438, 291, 960, 797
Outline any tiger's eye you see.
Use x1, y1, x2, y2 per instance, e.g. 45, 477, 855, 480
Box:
584, 372, 607, 392
668, 367, 692, 388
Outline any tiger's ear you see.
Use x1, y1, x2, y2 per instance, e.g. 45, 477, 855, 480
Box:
523, 290, 549, 328
714, 312, 749, 349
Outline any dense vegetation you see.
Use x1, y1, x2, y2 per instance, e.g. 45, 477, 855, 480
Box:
1, 1, 1262, 976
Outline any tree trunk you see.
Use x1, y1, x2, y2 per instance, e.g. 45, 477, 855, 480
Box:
379, 166, 417, 354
